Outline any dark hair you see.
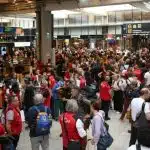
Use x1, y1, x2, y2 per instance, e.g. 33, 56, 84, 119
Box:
91, 100, 101, 111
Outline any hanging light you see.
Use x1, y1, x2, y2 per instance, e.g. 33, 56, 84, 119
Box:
25, 0, 32, 3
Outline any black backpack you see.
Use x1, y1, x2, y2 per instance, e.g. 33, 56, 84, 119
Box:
135, 103, 150, 147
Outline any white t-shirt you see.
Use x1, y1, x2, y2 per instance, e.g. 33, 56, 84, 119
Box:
144, 72, 150, 86
131, 98, 150, 121
128, 145, 150, 150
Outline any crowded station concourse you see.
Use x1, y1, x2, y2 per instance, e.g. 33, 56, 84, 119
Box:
1, 0, 150, 150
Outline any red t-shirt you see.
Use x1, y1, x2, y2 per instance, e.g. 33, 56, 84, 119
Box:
133, 69, 142, 82
100, 81, 111, 101
80, 76, 86, 89
44, 96, 51, 108
49, 75, 56, 89
64, 72, 70, 80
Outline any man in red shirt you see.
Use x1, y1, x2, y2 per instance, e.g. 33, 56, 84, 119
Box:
6, 95, 22, 149
99, 76, 112, 120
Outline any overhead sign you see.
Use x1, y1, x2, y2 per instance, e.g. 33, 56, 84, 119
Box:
4, 27, 16, 33
123, 23, 150, 34
57, 35, 71, 39
14, 42, 31, 47
0, 27, 4, 33
80, 35, 103, 39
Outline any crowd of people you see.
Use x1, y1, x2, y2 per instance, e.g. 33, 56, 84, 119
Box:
0, 46, 149, 150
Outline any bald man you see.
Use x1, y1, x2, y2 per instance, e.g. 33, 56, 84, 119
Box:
129, 88, 150, 146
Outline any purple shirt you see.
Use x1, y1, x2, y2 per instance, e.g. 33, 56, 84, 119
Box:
92, 111, 105, 144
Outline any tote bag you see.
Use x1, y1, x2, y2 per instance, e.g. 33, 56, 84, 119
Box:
97, 114, 113, 149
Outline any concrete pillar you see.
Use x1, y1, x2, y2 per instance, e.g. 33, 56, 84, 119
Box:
36, 7, 54, 65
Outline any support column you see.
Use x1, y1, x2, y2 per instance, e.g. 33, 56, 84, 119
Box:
36, 7, 55, 66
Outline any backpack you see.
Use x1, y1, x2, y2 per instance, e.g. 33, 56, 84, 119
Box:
135, 103, 150, 147
34, 106, 52, 136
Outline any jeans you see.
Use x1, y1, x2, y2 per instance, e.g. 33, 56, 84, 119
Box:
12, 135, 20, 150
53, 99, 60, 120
30, 135, 49, 150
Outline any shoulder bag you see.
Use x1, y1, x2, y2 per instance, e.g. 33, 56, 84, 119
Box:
97, 114, 113, 149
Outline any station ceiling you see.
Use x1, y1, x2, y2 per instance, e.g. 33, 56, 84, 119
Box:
0, 0, 149, 13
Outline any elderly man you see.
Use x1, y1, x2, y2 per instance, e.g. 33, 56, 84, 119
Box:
6, 95, 22, 149
59, 99, 86, 150
28, 94, 52, 150
129, 88, 150, 146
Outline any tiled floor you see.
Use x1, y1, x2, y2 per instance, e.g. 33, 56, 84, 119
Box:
18, 111, 131, 150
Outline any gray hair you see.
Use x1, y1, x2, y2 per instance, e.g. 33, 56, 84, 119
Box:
34, 93, 43, 105
66, 99, 78, 113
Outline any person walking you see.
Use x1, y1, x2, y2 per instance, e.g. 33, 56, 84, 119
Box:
28, 94, 52, 150
6, 95, 22, 149
91, 100, 107, 150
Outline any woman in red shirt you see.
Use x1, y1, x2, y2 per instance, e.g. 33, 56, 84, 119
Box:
99, 75, 112, 120
133, 64, 142, 83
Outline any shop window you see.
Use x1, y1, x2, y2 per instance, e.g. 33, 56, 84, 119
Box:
142, 12, 150, 21
88, 15, 95, 25
82, 15, 89, 25
68, 15, 76, 25
108, 12, 116, 23
124, 10, 132, 22
133, 10, 141, 21
116, 11, 124, 22
75, 14, 82, 25
96, 16, 102, 24
58, 19, 64, 26
54, 19, 58, 26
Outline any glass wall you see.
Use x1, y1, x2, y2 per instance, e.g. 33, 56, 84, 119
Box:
108, 12, 116, 23
142, 12, 150, 21
54, 9, 150, 27
81, 15, 89, 25
116, 12, 124, 22
124, 10, 132, 22
133, 10, 141, 21
96, 16, 103, 24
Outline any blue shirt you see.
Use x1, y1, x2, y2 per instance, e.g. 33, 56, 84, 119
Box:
52, 81, 64, 100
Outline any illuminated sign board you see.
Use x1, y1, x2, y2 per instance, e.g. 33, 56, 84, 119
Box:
14, 42, 31, 47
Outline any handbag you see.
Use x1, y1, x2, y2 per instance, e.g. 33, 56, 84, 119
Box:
97, 115, 113, 149
63, 113, 81, 150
